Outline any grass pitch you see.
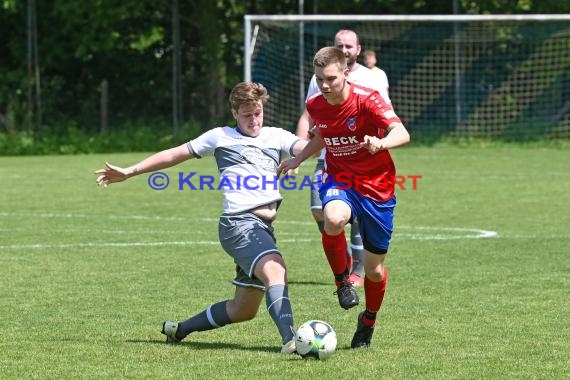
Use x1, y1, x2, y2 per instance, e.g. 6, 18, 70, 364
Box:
0, 145, 568, 379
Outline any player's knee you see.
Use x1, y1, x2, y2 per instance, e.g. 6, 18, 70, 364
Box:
365, 267, 384, 282
323, 223, 344, 236
364, 260, 387, 282
323, 215, 346, 235
258, 257, 287, 284
267, 263, 287, 281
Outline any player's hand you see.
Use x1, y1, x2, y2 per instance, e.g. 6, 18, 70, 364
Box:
307, 125, 319, 138
286, 167, 299, 176
95, 162, 132, 186
282, 167, 299, 185
277, 158, 301, 178
360, 135, 384, 154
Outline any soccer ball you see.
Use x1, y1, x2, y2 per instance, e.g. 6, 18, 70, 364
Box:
295, 320, 337, 360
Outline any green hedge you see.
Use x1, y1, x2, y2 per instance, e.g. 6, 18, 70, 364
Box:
0, 120, 205, 155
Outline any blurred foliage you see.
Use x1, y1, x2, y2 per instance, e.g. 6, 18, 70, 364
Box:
0, 119, 203, 155
0, 0, 569, 154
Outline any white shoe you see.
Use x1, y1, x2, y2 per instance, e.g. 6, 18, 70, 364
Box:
281, 338, 296, 354
161, 321, 180, 343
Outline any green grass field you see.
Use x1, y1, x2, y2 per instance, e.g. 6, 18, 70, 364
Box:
1, 145, 568, 379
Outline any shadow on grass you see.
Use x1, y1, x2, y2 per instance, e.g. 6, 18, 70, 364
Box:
127, 339, 354, 356
126, 339, 276, 353
288, 280, 329, 286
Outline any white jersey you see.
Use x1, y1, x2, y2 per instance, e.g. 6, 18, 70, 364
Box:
306, 63, 391, 160
188, 126, 300, 214
306, 63, 390, 104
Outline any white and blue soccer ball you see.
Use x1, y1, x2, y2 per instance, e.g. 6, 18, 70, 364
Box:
295, 320, 337, 360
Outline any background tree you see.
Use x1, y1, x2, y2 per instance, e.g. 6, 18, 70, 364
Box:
0, 0, 568, 154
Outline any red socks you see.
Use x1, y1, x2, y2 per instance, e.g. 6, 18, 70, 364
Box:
321, 231, 348, 278
322, 231, 390, 329
362, 267, 389, 327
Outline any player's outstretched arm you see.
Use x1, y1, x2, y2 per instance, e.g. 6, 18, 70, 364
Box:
95, 143, 193, 186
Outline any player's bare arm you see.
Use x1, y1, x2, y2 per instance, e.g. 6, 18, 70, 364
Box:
277, 134, 324, 177
291, 138, 310, 157
295, 107, 314, 139
288, 107, 318, 175
361, 122, 410, 154
95, 143, 193, 186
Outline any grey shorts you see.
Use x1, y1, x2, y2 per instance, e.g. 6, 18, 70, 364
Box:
218, 212, 281, 290
310, 159, 325, 211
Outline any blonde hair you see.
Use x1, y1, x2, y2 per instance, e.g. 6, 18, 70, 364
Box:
313, 47, 347, 70
229, 82, 269, 111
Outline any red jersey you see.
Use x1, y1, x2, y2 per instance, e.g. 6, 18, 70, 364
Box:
306, 83, 402, 202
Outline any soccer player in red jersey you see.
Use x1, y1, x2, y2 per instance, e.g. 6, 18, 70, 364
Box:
296, 29, 391, 287
278, 46, 410, 348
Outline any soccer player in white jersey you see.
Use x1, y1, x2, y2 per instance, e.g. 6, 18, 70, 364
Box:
295, 29, 391, 287
95, 82, 309, 354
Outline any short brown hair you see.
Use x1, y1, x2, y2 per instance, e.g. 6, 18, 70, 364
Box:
313, 47, 347, 70
229, 82, 269, 112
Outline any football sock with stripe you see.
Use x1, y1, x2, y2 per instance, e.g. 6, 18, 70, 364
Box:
350, 225, 364, 277
176, 301, 231, 340
266, 284, 295, 343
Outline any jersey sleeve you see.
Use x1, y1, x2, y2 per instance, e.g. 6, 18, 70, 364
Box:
369, 70, 391, 104
305, 75, 320, 101
187, 127, 220, 158
366, 93, 402, 134
276, 128, 302, 157
376, 69, 389, 89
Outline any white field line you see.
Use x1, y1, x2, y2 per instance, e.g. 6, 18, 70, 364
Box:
0, 211, 498, 250
397, 226, 498, 240
0, 212, 313, 224
0, 239, 317, 250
